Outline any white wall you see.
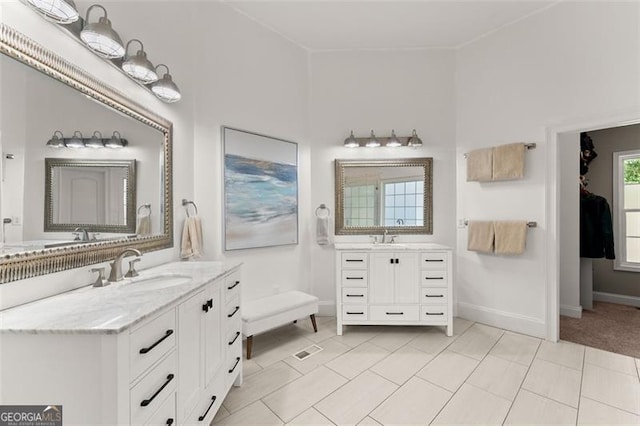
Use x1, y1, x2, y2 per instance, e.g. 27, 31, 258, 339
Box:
309, 50, 457, 312
455, 1, 640, 337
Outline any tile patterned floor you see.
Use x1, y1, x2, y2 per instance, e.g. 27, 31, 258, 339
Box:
213, 316, 640, 425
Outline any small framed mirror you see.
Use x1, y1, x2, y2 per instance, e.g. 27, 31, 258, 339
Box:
335, 158, 433, 235
44, 158, 136, 233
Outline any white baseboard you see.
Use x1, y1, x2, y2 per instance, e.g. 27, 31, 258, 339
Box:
560, 304, 582, 319
317, 301, 336, 317
593, 291, 640, 308
457, 302, 546, 339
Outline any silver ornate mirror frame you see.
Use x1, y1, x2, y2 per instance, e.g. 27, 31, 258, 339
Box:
44, 158, 137, 233
0, 24, 173, 284
334, 158, 433, 235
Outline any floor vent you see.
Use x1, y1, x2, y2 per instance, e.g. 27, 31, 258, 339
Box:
293, 344, 323, 361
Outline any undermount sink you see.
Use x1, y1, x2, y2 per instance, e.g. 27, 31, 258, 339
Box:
124, 274, 192, 291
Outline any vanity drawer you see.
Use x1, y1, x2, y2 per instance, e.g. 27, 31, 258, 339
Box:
130, 309, 177, 381
370, 305, 419, 321
224, 271, 241, 304
420, 287, 448, 304
144, 391, 176, 426
225, 328, 242, 353
342, 288, 368, 304
224, 298, 241, 325
421, 270, 448, 286
131, 350, 177, 426
342, 305, 368, 320
421, 252, 448, 269
341, 270, 368, 287
341, 252, 368, 269
420, 305, 448, 323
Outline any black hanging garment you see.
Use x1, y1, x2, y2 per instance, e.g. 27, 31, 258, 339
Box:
580, 193, 615, 259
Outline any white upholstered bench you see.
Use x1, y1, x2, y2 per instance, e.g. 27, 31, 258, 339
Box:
242, 291, 319, 359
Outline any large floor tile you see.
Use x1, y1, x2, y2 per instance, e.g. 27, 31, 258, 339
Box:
536, 340, 584, 370
251, 336, 316, 368
521, 358, 582, 408
357, 417, 382, 426
315, 370, 397, 425
416, 350, 479, 392
489, 331, 540, 366
214, 401, 283, 425
213, 405, 230, 424
431, 383, 511, 425
467, 354, 528, 401
325, 341, 390, 379
504, 389, 577, 425
369, 327, 421, 352
447, 323, 504, 360
332, 325, 382, 348
585, 346, 638, 376
285, 407, 334, 426
577, 397, 640, 425
452, 317, 474, 334
262, 366, 347, 422
581, 363, 640, 415
283, 338, 351, 375
222, 362, 302, 413
242, 359, 263, 378
407, 328, 457, 355
370, 376, 452, 425
370, 345, 434, 385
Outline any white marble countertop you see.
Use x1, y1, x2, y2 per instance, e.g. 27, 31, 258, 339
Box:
334, 242, 452, 251
0, 261, 241, 335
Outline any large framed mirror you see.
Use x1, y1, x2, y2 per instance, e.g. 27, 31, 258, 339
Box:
335, 158, 433, 235
0, 24, 173, 283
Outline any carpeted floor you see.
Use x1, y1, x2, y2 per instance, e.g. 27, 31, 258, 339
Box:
560, 301, 640, 359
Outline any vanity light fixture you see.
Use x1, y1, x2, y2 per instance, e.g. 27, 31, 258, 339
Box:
344, 131, 359, 148
407, 129, 423, 147
85, 131, 104, 148
25, 0, 79, 24
80, 4, 125, 59
66, 131, 86, 149
46, 130, 66, 148
365, 130, 380, 148
387, 129, 401, 147
122, 39, 158, 84
151, 64, 182, 103
104, 131, 127, 148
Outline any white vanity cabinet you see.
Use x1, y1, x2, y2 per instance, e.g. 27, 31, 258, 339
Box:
0, 262, 242, 426
336, 245, 452, 336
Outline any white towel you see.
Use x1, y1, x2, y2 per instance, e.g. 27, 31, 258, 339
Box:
181, 216, 203, 259
136, 214, 151, 236
467, 221, 495, 253
492, 143, 526, 181
466, 148, 493, 182
494, 221, 528, 255
316, 216, 329, 245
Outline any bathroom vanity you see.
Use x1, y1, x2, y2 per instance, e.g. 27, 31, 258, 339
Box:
0, 261, 242, 425
335, 243, 453, 336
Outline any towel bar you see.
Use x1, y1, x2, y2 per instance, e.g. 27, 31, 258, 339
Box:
463, 220, 537, 228
182, 199, 198, 217
463, 143, 536, 158
137, 203, 151, 215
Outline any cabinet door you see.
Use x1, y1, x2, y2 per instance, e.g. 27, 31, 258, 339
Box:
394, 252, 419, 303
369, 252, 395, 304
204, 285, 223, 387
178, 289, 205, 422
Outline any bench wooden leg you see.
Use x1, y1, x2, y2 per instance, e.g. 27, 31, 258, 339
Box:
246, 335, 253, 360
310, 314, 318, 332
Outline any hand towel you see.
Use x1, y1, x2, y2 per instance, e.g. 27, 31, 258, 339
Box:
466, 148, 493, 182
136, 214, 151, 236
316, 216, 329, 245
181, 216, 203, 259
492, 143, 526, 181
467, 221, 495, 253
494, 220, 528, 255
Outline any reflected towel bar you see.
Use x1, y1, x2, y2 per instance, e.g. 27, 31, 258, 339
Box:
137, 203, 151, 215
463, 143, 536, 158
463, 220, 537, 228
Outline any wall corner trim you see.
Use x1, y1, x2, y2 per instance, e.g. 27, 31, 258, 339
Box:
559, 304, 583, 319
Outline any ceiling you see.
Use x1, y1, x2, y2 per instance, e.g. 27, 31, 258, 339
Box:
223, 1, 557, 51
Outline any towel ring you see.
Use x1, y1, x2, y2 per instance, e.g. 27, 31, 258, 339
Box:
315, 204, 331, 218
137, 204, 151, 215
182, 199, 198, 217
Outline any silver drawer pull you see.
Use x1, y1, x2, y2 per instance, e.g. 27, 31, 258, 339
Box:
386, 312, 404, 315
425, 312, 444, 316
346, 311, 364, 315
425, 294, 444, 298
346, 294, 364, 297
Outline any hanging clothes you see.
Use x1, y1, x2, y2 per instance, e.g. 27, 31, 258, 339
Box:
580, 192, 615, 259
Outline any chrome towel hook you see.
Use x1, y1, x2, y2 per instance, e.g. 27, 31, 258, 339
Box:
182, 199, 198, 217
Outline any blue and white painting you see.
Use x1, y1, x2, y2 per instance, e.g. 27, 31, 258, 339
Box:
223, 128, 298, 250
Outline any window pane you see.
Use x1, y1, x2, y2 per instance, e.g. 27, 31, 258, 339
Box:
386, 195, 395, 207
624, 183, 640, 209
406, 208, 416, 220
395, 194, 405, 207
626, 237, 640, 263
626, 212, 640, 237
405, 181, 416, 193
416, 180, 424, 193
395, 182, 405, 194
386, 183, 395, 195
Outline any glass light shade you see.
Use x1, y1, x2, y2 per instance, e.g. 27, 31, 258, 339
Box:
27, 0, 79, 24
105, 131, 126, 149
386, 130, 401, 147
344, 131, 359, 148
365, 130, 380, 148
86, 131, 104, 148
46, 130, 65, 149
407, 129, 423, 147
152, 65, 181, 103
66, 131, 85, 149
80, 6, 125, 59
122, 40, 158, 84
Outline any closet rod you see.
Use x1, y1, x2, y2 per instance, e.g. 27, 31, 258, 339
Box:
463, 143, 536, 158
463, 220, 537, 228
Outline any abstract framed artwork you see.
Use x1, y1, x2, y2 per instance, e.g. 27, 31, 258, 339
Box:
222, 126, 299, 250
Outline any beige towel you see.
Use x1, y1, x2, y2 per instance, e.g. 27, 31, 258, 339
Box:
136, 214, 151, 236
181, 216, 203, 259
494, 221, 528, 255
492, 143, 526, 181
466, 148, 493, 182
467, 221, 495, 253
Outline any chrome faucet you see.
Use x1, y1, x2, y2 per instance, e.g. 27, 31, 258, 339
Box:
74, 227, 91, 242
108, 248, 142, 282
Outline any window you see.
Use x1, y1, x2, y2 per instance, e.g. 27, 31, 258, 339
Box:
344, 184, 376, 227
613, 149, 640, 271
383, 180, 424, 226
